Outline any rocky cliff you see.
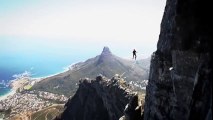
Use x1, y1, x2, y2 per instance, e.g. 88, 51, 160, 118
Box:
55, 75, 139, 120
144, 0, 212, 120
54, 0, 212, 119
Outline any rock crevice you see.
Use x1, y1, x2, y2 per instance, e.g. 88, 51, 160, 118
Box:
56, 75, 137, 120
144, 0, 212, 120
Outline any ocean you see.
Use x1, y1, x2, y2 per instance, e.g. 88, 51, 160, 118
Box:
0, 36, 136, 96
0, 58, 75, 96
0, 53, 94, 96
0, 84, 11, 96
0, 37, 102, 97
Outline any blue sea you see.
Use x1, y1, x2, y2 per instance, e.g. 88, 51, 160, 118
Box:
0, 36, 103, 97
0, 61, 73, 96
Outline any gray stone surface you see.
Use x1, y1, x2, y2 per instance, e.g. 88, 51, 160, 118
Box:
56, 75, 136, 120
144, 0, 212, 120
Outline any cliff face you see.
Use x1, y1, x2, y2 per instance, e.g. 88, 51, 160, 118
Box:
56, 75, 137, 120
55, 0, 212, 119
144, 0, 212, 120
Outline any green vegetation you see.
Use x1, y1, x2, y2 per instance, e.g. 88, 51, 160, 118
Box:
24, 85, 32, 90
31, 105, 64, 120
32, 52, 150, 97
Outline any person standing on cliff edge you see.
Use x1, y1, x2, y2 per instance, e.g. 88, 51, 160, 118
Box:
133, 49, 137, 60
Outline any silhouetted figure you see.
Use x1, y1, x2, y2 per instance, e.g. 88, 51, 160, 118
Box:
133, 49, 137, 60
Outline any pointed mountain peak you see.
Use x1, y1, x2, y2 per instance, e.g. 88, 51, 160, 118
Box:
101, 46, 112, 55
98, 47, 113, 64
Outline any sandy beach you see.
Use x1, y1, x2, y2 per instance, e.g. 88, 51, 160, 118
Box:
0, 90, 16, 101
0, 65, 73, 102
0, 76, 46, 101
0, 77, 30, 101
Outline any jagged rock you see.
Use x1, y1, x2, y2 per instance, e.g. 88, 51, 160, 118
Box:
144, 0, 212, 120
98, 46, 114, 64
101, 46, 112, 55
189, 55, 212, 120
56, 75, 135, 120
120, 94, 144, 120
55, 0, 212, 119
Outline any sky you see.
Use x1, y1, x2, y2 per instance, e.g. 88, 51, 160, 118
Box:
0, 0, 166, 59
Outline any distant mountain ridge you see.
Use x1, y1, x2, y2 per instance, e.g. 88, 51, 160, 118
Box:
32, 47, 150, 96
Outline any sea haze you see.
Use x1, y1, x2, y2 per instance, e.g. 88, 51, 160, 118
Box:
0, 36, 151, 96
0, 37, 102, 96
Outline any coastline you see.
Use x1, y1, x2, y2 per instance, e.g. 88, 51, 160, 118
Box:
0, 89, 16, 101
0, 62, 78, 101
31, 62, 78, 80
0, 71, 65, 101
32, 69, 68, 80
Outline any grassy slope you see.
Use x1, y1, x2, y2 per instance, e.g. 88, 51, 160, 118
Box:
32, 55, 149, 96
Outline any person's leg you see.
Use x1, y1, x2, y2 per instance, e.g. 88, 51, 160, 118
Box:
133, 54, 136, 60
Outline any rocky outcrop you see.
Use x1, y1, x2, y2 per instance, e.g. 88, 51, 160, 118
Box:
119, 95, 144, 120
56, 75, 137, 120
98, 46, 113, 64
54, 0, 212, 119
144, 0, 212, 120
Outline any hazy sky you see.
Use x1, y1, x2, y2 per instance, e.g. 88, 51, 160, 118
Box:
0, 0, 166, 58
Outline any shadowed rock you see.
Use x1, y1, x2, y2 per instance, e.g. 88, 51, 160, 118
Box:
144, 0, 212, 120
56, 75, 136, 120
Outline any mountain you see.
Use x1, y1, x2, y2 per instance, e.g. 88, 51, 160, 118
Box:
143, 0, 212, 120
55, 75, 143, 120
135, 57, 151, 71
32, 47, 149, 96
